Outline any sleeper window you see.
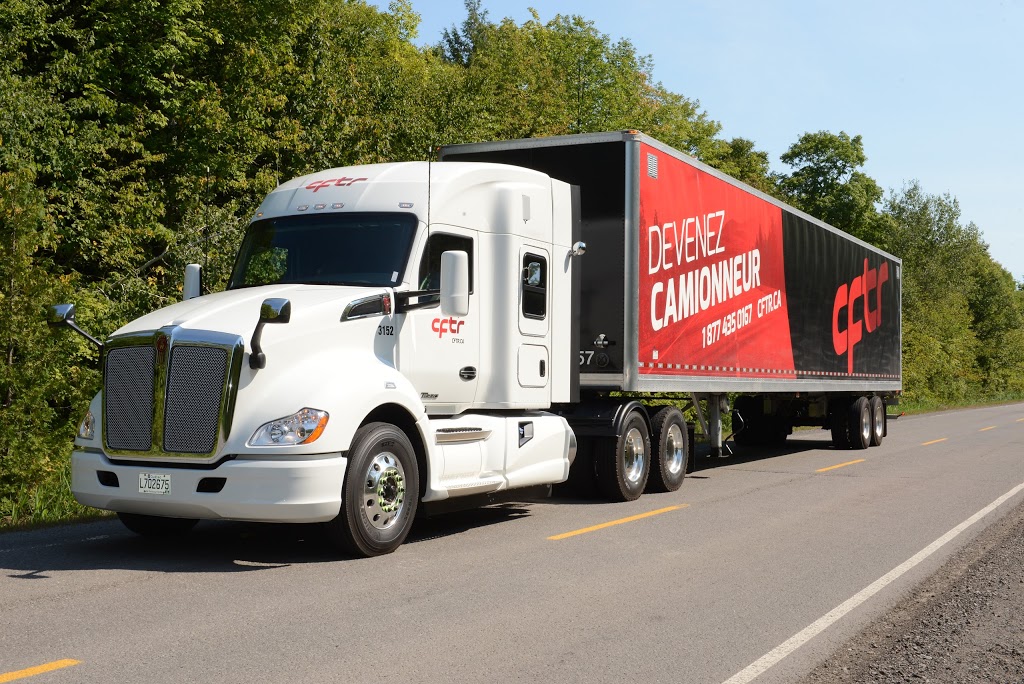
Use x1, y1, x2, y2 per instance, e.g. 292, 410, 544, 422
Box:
522, 253, 547, 319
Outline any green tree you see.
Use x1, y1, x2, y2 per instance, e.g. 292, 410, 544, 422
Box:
779, 131, 884, 242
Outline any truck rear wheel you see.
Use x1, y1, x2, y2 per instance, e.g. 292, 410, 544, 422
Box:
848, 397, 872, 450
326, 422, 419, 557
596, 410, 650, 502
647, 407, 687, 492
117, 512, 198, 537
869, 396, 885, 447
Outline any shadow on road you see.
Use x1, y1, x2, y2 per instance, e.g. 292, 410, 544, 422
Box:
690, 435, 838, 473
0, 503, 536, 577
1, 435, 843, 577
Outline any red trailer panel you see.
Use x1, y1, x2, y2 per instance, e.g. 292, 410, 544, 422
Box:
638, 141, 796, 378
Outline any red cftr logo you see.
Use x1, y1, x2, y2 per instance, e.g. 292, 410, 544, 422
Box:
431, 317, 465, 338
833, 259, 890, 373
305, 177, 368, 192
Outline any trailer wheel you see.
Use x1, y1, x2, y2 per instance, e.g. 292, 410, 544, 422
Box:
596, 410, 650, 502
830, 399, 851, 449
117, 513, 198, 537
648, 407, 687, 492
848, 397, 871, 450
869, 396, 885, 447
326, 422, 419, 557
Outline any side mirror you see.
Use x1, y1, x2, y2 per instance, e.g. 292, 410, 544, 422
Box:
440, 250, 469, 317
48, 304, 103, 350
48, 303, 76, 326
250, 298, 291, 369
523, 261, 542, 287
259, 298, 291, 324
183, 264, 202, 301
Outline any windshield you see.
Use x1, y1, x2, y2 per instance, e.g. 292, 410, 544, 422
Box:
228, 212, 417, 289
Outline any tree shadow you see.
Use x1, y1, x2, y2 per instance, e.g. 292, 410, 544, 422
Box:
0, 502, 536, 578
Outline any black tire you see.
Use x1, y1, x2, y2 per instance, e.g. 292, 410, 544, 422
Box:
117, 512, 198, 537
647, 407, 688, 493
556, 436, 599, 498
326, 422, 419, 557
848, 396, 871, 450
596, 410, 651, 502
869, 396, 885, 447
830, 399, 851, 449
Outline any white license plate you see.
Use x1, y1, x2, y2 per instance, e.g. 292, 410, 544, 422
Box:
138, 473, 171, 495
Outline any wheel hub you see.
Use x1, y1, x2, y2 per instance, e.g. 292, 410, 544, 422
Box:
665, 424, 685, 475
363, 452, 406, 530
623, 427, 646, 484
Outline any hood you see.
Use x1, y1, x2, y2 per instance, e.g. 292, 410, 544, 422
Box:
112, 285, 385, 342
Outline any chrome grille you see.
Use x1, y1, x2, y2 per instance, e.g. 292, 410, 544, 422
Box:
163, 346, 227, 454
104, 347, 156, 451
102, 327, 244, 462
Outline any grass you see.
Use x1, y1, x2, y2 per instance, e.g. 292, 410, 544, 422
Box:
895, 394, 1024, 416
0, 466, 110, 531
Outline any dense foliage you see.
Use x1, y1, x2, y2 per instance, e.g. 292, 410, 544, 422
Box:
2, 0, 1021, 524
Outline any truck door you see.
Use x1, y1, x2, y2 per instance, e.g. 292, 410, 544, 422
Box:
517, 246, 550, 400
397, 230, 479, 414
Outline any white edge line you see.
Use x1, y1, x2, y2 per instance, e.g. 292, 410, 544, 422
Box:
721, 480, 1024, 684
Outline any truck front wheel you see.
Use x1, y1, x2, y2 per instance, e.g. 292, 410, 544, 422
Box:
326, 422, 420, 557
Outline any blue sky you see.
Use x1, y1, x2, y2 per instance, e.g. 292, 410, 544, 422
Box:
369, 0, 1023, 281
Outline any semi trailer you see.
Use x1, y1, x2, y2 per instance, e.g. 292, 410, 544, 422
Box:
52, 130, 901, 556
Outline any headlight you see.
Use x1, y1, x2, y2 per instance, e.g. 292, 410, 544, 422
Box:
248, 408, 329, 446
78, 410, 96, 440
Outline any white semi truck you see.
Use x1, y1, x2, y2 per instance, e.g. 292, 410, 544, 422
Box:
52, 131, 901, 556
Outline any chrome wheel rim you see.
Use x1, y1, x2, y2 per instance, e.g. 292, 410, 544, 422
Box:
362, 452, 407, 531
623, 427, 646, 485
664, 424, 685, 476
860, 405, 871, 443
873, 401, 884, 439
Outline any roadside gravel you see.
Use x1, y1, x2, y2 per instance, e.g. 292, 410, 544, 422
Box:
799, 497, 1024, 683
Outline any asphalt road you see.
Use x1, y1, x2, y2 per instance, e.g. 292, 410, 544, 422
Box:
1, 402, 1022, 684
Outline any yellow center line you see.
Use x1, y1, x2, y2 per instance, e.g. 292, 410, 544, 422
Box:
979, 426, 997, 432
816, 459, 866, 473
548, 504, 687, 540
1017, 417, 1024, 423
0, 660, 80, 684
922, 438, 948, 446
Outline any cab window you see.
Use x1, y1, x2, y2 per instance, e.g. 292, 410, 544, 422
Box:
418, 233, 474, 292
